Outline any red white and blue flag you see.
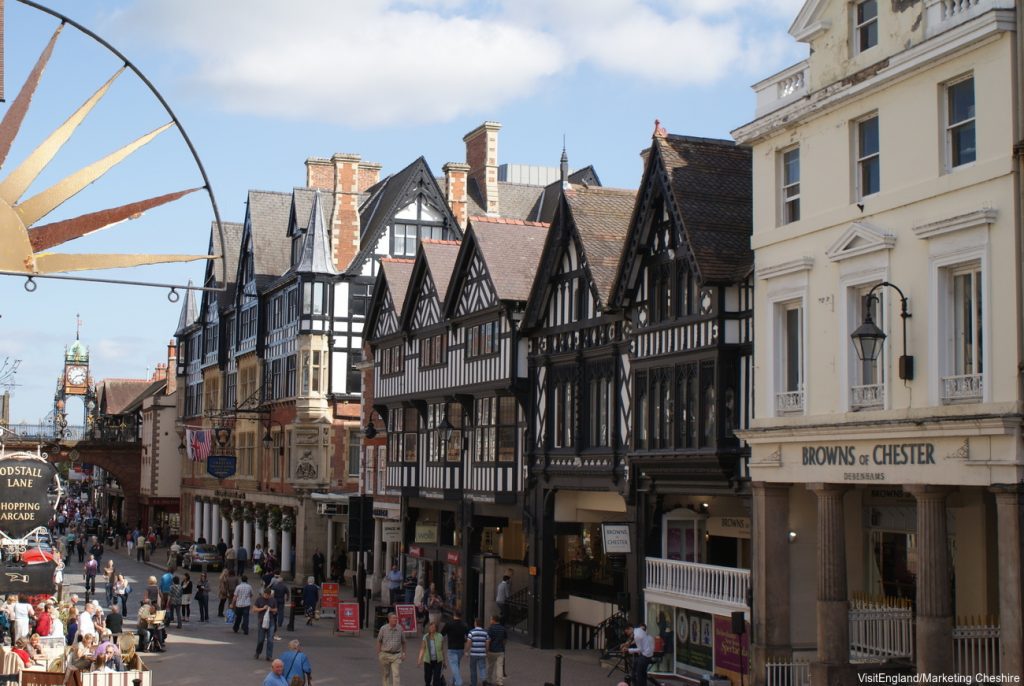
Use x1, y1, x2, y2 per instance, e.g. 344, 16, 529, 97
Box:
187, 428, 211, 462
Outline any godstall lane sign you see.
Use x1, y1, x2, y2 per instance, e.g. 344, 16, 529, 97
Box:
0, 454, 58, 538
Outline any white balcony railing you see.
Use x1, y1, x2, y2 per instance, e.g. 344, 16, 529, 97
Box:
775, 389, 804, 415
850, 383, 884, 410
942, 373, 983, 402
753, 61, 809, 117
925, 0, 1014, 37
645, 557, 750, 609
765, 660, 810, 686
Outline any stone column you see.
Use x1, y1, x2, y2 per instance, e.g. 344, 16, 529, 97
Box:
907, 485, 954, 674
326, 519, 335, 581
231, 520, 241, 551
809, 484, 852, 685
992, 484, 1024, 677
243, 520, 254, 559
222, 515, 232, 546
193, 499, 203, 541
203, 501, 213, 542
751, 483, 792, 684
268, 527, 279, 559
210, 503, 221, 545
282, 528, 293, 576
255, 521, 265, 555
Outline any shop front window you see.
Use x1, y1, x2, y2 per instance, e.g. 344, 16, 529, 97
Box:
443, 562, 463, 614
663, 511, 707, 563
647, 602, 676, 673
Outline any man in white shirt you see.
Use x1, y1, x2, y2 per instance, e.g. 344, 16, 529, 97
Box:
77, 601, 96, 640
232, 574, 255, 635
624, 623, 655, 686
495, 575, 511, 625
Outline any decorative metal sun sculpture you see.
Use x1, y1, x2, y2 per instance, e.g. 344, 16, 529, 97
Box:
0, 0, 224, 300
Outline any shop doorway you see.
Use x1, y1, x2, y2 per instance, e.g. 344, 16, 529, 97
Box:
868, 530, 917, 601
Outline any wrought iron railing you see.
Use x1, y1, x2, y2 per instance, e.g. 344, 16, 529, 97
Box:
850, 383, 884, 410
942, 374, 982, 402
848, 595, 914, 662
954, 620, 1000, 675
765, 659, 810, 686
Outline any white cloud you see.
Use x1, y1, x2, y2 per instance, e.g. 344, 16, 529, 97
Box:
105, 0, 802, 127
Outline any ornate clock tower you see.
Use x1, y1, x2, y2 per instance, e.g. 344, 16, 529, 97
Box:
54, 323, 96, 435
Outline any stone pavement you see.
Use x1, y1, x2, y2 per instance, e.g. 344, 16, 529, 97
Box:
61, 544, 627, 686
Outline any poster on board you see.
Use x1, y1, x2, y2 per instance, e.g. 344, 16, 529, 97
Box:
336, 602, 360, 633
395, 603, 418, 634
320, 582, 339, 619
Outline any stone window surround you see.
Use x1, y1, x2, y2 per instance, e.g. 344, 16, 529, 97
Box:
758, 257, 812, 417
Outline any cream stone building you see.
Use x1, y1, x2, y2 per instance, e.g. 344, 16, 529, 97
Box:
733, 0, 1022, 683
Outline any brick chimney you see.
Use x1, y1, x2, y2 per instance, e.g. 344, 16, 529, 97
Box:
151, 363, 167, 382
358, 161, 383, 191
305, 157, 334, 190
165, 340, 177, 395
464, 121, 501, 216
331, 153, 362, 271
443, 162, 470, 228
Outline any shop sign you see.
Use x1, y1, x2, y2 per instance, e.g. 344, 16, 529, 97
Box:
601, 523, 631, 554
395, 603, 418, 634
408, 545, 423, 558
320, 582, 339, 619
707, 517, 751, 539
415, 523, 438, 544
373, 504, 401, 519
713, 615, 750, 680
382, 521, 403, 543
0, 454, 58, 538
676, 608, 714, 672
0, 560, 57, 596
336, 602, 360, 633
802, 442, 936, 468
206, 455, 237, 480
445, 550, 460, 565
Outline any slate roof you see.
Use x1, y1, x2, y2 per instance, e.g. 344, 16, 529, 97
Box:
98, 378, 157, 415
293, 191, 338, 275
470, 217, 549, 302
210, 221, 244, 308
565, 186, 637, 305
420, 240, 461, 301
466, 180, 546, 221
379, 259, 416, 314
247, 190, 293, 290
655, 135, 752, 284
292, 187, 336, 236
175, 279, 198, 334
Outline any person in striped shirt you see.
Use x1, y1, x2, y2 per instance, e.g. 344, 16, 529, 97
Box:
465, 617, 489, 686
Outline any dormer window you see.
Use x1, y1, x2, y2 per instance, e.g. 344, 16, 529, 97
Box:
291, 234, 303, 267
854, 0, 878, 54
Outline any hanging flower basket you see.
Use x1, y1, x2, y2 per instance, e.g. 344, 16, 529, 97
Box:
280, 513, 295, 532
243, 508, 256, 523
268, 507, 283, 531
255, 509, 268, 528
231, 505, 244, 522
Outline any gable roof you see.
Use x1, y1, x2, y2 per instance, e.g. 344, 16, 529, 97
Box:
97, 378, 158, 416
364, 258, 415, 341
291, 187, 337, 237
564, 186, 636, 304
467, 217, 549, 303
206, 220, 244, 310
789, 0, 830, 42
466, 165, 604, 222
399, 240, 461, 331
246, 190, 293, 290
345, 157, 461, 276
656, 134, 752, 284
293, 191, 338, 276
175, 279, 198, 335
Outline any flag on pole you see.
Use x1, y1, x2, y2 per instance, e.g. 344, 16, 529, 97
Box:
187, 428, 211, 462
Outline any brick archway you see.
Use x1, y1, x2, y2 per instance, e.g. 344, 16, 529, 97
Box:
46, 444, 142, 527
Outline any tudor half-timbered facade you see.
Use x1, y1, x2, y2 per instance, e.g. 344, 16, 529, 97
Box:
612, 131, 754, 679
523, 185, 637, 648
367, 217, 548, 626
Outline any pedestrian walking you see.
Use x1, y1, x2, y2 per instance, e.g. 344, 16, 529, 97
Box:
279, 639, 313, 685
159, 569, 173, 610
237, 545, 249, 576
495, 574, 511, 625
167, 577, 183, 629
262, 659, 289, 686
195, 573, 210, 622
270, 575, 288, 638
301, 578, 319, 625
136, 533, 146, 562
225, 545, 237, 575
312, 549, 325, 586
144, 576, 161, 609
465, 617, 489, 686
417, 621, 446, 686
485, 614, 508, 686
180, 573, 193, 622
377, 612, 406, 686
386, 564, 403, 602
76, 538, 85, 564
232, 574, 254, 635
83, 556, 98, 596
441, 610, 469, 686
426, 584, 443, 631
335, 547, 348, 586
253, 588, 278, 661
218, 568, 237, 617
103, 559, 116, 608
253, 544, 264, 573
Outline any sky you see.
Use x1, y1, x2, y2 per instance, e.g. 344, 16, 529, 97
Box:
0, 0, 807, 425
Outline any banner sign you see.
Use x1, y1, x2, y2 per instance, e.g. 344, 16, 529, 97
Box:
0, 454, 58, 537
713, 615, 750, 681
206, 455, 237, 480
336, 602, 360, 633
602, 523, 632, 554
395, 603, 418, 634
320, 582, 339, 619
382, 521, 403, 543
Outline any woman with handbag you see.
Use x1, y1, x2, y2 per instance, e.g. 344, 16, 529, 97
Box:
195, 573, 210, 622
181, 573, 194, 622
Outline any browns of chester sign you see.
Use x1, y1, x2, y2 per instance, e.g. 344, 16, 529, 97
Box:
0, 453, 58, 538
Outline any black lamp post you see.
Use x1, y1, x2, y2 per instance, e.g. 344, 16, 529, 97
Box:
438, 412, 455, 445
850, 281, 914, 380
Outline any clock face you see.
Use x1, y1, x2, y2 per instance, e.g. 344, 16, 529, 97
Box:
67, 366, 87, 385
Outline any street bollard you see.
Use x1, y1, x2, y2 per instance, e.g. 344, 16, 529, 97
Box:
554, 653, 562, 686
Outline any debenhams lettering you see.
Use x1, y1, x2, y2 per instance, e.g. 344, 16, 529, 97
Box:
802, 443, 936, 467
